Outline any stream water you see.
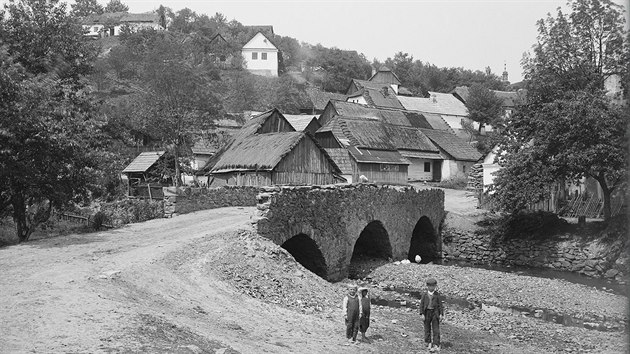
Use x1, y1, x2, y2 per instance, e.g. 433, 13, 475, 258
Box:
371, 287, 626, 332
442, 260, 627, 296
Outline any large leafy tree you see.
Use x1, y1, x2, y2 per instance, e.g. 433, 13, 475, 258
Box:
493, 0, 628, 221
0, 0, 100, 242
104, 0, 128, 13
71, 0, 103, 17
465, 84, 505, 132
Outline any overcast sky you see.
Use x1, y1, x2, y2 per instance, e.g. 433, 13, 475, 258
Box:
4, 0, 630, 83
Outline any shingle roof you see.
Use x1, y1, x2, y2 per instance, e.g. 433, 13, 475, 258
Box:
347, 146, 409, 165
284, 115, 318, 132
398, 92, 468, 116
327, 100, 433, 128
320, 116, 438, 153
419, 129, 482, 161
350, 80, 404, 109
421, 112, 456, 132
324, 148, 353, 174
210, 132, 303, 172
122, 151, 165, 173
305, 87, 347, 111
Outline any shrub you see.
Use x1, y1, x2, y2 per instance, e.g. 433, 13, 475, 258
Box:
477, 210, 571, 243
99, 199, 164, 227
436, 175, 468, 190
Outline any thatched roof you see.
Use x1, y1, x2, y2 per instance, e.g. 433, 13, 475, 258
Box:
305, 87, 347, 111
210, 132, 303, 172
346, 146, 409, 165
326, 100, 431, 128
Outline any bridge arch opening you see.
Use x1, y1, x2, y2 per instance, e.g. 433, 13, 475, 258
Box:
408, 216, 440, 263
281, 234, 328, 279
350, 220, 393, 278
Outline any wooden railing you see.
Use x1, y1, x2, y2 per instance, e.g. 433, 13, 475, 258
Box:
55, 212, 114, 229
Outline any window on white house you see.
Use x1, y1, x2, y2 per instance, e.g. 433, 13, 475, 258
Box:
424, 162, 431, 172
252, 52, 258, 60
261, 52, 267, 60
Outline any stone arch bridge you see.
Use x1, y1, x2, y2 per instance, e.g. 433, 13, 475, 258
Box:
254, 184, 445, 281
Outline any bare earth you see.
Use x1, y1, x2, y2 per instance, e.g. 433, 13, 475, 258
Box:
0, 193, 627, 353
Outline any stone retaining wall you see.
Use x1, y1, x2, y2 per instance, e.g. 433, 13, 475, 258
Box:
163, 186, 261, 217
443, 227, 628, 281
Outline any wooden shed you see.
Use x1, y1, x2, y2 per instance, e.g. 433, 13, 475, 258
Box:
121, 151, 167, 199
207, 109, 343, 186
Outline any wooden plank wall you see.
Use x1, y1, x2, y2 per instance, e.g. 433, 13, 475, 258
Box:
259, 111, 294, 133
355, 163, 408, 184
274, 136, 337, 185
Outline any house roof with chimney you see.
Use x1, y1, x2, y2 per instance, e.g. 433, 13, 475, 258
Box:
398, 92, 468, 116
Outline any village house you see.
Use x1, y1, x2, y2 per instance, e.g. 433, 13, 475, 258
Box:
419, 128, 482, 179
301, 87, 347, 115
397, 92, 477, 140
318, 100, 432, 128
241, 28, 279, 77
81, 12, 162, 38
205, 109, 343, 186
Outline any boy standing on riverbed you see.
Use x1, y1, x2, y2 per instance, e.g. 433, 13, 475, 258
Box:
342, 284, 362, 344
419, 278, 443, 351
358, 287, 371, 341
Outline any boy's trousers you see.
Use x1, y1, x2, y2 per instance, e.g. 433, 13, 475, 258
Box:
423, 309, 440, 345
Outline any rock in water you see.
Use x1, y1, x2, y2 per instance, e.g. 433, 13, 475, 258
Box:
415, 255, 422, 263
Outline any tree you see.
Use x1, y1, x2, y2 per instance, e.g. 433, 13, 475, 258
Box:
494, 0, 628, 221
71, 0, 103, 17
136, 37, 223, 186
104, 0, 128, 13
465, 84, 505, 133
0, 0, 101, 242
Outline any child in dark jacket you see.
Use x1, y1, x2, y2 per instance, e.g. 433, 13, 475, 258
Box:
342, 284, 362, 343
419, 278, 443, 351
358, 287, 371, 341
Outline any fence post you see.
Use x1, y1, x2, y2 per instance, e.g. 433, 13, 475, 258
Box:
147, 184, 153, 201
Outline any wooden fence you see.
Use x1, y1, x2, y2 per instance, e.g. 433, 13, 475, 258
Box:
128, 184, 164, 200
55, 212, 114, 229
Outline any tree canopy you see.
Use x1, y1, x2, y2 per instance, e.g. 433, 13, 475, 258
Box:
104, 0, 128, 13
492, 0, 628, 221
0, 0, 101, 241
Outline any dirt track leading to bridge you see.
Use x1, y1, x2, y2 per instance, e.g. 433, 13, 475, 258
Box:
1, 197, 627, 353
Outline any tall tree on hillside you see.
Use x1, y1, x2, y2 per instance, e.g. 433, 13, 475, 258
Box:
0, 0, 100, 242
137, 38, 223, 186
71, 0, 103, 17
492, 0, 628, 221
104, 0, 128, 13
465, 84, 505, 133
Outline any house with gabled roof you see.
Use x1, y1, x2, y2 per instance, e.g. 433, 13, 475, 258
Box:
346, 79, 405, 109
241, 30, 279, 77
397, 92, 478, 140
315, 116, 446, 183
301, 87, 347, 115
420, 128, 482, 179
206, 109, 343, 186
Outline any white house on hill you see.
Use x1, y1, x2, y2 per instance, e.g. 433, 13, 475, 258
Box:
241, 31, 279, 77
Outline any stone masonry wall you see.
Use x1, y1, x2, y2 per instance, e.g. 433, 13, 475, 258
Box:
163, 186, 262, 217
442, 227, 627, 282
254, 183, 445, 281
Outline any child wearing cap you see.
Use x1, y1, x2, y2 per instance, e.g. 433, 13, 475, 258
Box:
342, 284, 362, 344
358, 287, 371, 341
419, 278, 443, 351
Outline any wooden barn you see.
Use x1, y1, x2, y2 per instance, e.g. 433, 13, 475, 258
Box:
206, 109, 343, 186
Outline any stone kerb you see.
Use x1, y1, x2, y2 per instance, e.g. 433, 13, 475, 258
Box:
163, 186, 261, 217
254, 184, 445, 281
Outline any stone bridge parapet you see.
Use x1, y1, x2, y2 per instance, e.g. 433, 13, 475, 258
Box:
254, 184, 445, 281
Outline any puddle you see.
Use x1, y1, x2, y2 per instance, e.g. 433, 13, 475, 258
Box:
371, 288, 626, 333
443, 260, 627, 296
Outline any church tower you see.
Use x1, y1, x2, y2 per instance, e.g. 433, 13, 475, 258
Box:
501, 63, 509, 84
